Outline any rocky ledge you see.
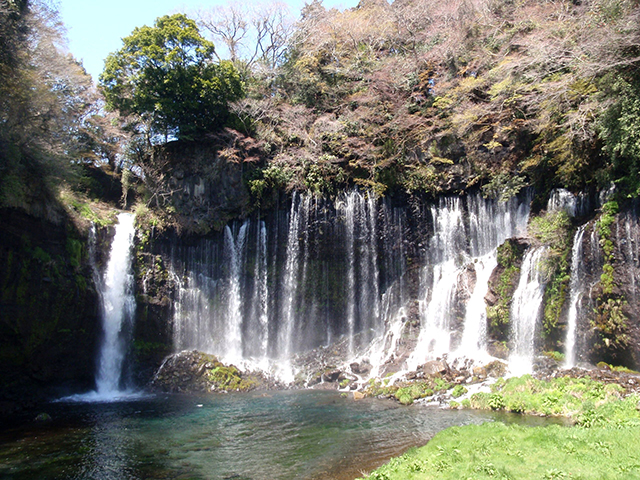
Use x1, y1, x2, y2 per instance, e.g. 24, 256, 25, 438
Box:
148, 348, 640, 410
150, 351, 285, 393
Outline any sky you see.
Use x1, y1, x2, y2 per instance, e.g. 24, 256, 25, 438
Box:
58, 0, 360, 83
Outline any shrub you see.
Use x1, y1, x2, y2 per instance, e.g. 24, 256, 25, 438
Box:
451, 385, 468, 398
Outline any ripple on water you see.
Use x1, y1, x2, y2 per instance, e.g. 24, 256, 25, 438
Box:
0, 390, 548, 480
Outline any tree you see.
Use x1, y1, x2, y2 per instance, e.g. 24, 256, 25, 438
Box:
197, 4, 249, 64
1, 0, 116, 212
196, 2, 293, 73
99, 13, 244, 141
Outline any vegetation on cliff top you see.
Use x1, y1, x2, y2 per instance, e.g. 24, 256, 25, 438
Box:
119, 0, 640, 231
230, 0, 640, 203
3, 0, 640, 229
100, 14, 244, 142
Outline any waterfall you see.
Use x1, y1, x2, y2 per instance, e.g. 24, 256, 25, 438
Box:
509, 247, 548, 376
95, 213, 137, 395
344, 193, 358, 354
455, 253, 496, 357
250, 220, 269, 368
413, 197, 466, 360
620, 211, 640, 295
223, 221, 249, 364
162, 190, 406, 380
547, 188, 591, 218
161, 189, 537, 381
457, 194, 531, 358
339, 191, 382, 355
407, 193, 531, 370
277, 193, 303, 377
564, 225, 586, 368
60, 212, 139, 402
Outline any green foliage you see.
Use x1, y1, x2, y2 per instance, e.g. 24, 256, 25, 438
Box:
543, 351, 566, 362
360, 375, 640, 479
591, 201, 629, 360
248, 164, 294, 207
481, 173, 527, 202
529, 211, 572, 341
599, 76, 640, 197
361, 418, 640, 480
465, 375, 633, 419
487, 239, 525, 339
598, 201, 619, 263
451, 385, 467, 398
0, 1, 108, 215
100, 14, 244, 140
303, 158, 347, 196
366, 377, 454, 404
592, 297, 630, 352
65, 238, 83, 269
529, 211, 572, 254
206, 364, 257, 392
399, 165, 443, 196
395, 382, 434, 405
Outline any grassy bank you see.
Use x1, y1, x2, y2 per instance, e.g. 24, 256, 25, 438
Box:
359, 376, 640, 480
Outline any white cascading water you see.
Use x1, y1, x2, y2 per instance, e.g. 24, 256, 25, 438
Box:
223, 221, 249, 364
364, 202, 407, 377
407, 193, 531, 370
509, 247, 548, 376
164, 190, 400, 381
564, 225, 586, 368
95, 212, 137, 397
251, 220, 270, 369
277, 193, 303, 380
344, 193, 358, 354
163, 189, 540, 382
413, 197, 465, 361
455, 253, 497, 357
547, 188, 590, 218
620, 211, 640, 296
339, 191, 382, 355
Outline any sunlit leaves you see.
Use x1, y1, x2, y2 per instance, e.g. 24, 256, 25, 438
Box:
99, 13, 244, 140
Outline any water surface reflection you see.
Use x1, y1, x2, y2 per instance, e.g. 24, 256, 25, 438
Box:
0, 391, 554, 480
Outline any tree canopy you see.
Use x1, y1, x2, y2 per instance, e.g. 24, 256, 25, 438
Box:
99, 13, 244, 141
0, 0, 111, 213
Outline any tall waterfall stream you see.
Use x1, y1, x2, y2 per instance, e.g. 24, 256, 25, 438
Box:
62, 212, 140, 402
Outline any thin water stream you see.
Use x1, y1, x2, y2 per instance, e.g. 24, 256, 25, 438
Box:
0, 391, 558, 480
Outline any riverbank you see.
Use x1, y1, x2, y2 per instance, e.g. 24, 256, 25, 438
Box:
358, 373, 640, 479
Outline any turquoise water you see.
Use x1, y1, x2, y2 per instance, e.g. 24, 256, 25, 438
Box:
1, 390, 517, 480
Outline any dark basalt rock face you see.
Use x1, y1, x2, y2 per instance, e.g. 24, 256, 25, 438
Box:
0, 208, 100, 417
148, 132, 259, 234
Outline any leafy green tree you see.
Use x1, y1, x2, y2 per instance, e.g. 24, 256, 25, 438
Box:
100, 13, 244, 141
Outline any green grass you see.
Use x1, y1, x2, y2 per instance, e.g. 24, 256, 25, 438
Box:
360, 422, 640, 480
360, 376, 640, 479
463, 375, 627, 420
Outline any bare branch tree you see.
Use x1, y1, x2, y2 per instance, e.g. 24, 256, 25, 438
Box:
195, 1, 294, 72
196, 4, 249, 63
249, 2, 294, 72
